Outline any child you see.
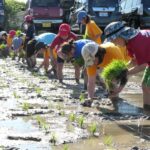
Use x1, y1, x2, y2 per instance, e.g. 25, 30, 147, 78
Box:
81, 42, 125, 106
57, 39, 92, 84
49, 23, 78, 83
104, 21, 150, 109
77, 10, 103, 44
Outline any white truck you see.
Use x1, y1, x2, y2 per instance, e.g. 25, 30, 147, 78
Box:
119, 0, 150, 29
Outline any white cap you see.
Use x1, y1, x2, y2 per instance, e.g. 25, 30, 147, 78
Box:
81, 42, 99, 67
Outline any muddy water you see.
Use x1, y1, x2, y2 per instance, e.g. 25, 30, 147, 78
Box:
0, 58, 149, 150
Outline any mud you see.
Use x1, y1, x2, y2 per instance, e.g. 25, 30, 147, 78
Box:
0, 58, 149, 150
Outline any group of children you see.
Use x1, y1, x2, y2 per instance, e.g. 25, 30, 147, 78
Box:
0, 11, 149, 109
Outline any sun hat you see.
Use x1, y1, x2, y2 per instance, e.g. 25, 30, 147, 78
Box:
81, 42, 99, 67
35, 42, 46, 52
59, 23, 71, 36
77, 10, 87, 23
0, 31, 7, 38
104, 21, 139, 42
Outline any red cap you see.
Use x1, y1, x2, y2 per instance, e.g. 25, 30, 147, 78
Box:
9, 30, 16, 38
59, 23, 70, 36
24, 15, 33, 22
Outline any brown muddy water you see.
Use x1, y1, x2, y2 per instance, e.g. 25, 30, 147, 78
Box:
0, 58, 149, 150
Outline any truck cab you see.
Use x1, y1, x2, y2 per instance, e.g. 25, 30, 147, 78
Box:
119, 0, 150, 29
25, 0, 64, 31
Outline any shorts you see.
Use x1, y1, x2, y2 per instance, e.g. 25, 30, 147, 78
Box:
57, 56, 64, 63
142, 66, 150, 87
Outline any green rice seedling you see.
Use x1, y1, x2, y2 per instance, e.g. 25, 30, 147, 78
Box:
50, 133, 57, 145
69, 113, 76, 122
89, 122, 97, 136
35, 87, 42, 95
22, 102, 30, 111
63, 144, 69, 150
79, 92, 85, 102
60, 110, 65, 116
77, 115, 85, 128
103, 135, 113, 148
13, 91, 20, 99
101, 60, 128, 90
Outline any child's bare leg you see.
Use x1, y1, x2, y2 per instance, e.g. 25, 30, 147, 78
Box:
74, 65, 80, 83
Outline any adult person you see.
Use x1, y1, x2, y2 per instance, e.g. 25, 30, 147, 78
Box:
81, 42, 125, 106
77, 10, 103, 44
104, 21, 150, 109
49, 23, 78, 83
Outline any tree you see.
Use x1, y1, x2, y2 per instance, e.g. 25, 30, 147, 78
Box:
5, 0, 25, 30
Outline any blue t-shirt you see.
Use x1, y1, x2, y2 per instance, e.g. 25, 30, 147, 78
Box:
74, 39, 92, 59
12, 37, 23, 50
36, 33, 56, 45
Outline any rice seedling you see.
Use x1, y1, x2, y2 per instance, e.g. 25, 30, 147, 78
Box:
13, 91, 20, 99
103, 135, 113, 148
63, 144, 69, 150
89, 122, 97, 136
49, 133, 57, 145
101, 60, 128, 90
79, 92, 85, 102
34, 87, 42, 95
22, 102, 30, 111
69, 113, 76, 122
36, 115, 49, 133
77, 115, 85, 128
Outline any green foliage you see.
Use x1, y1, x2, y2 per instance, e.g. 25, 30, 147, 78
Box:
101, 60, 127, 89
5, 0, 25, 29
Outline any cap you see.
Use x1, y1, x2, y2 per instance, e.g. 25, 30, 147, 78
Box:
81, 42, 99, 67
59, 23, 70, 36
77, 10, 87, 23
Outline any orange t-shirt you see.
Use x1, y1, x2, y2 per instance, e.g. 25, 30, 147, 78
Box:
87, 42, 125, 77
85, 20, 103, 44
7, 35, 13, 48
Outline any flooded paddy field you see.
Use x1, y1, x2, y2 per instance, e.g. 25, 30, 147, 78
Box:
0, 58, 149, 150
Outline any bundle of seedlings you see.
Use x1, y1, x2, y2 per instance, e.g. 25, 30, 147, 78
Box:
101, 60, 128, 95
0, 44, 8, 57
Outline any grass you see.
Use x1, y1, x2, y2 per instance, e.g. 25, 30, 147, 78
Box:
13, 91, 20, 99
34, 87, 42, 95
103, 135, 113, 148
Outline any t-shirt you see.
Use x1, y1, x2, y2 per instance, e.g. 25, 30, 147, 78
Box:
87, 42, 125, 77
7, 35, 13, 48
36, 33, 56, 45
127, 30, 150, 66
74, 39, 92, 59
85, 20, 103, 44
12, 37, 23, 50
50, 32, 77, 51
26, 39, 37, 57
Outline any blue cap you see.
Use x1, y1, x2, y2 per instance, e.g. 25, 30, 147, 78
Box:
77, 11, 87, 23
